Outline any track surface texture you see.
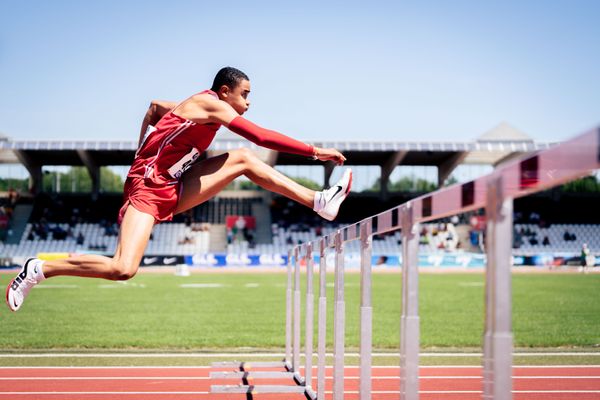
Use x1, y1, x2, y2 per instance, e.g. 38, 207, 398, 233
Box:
1, 365, 599, 399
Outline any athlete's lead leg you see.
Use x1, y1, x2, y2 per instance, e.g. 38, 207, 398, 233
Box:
175, 148, 352, 221
175, 148, 315, 213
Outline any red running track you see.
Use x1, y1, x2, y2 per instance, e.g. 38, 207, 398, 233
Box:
0, 365, 599, 400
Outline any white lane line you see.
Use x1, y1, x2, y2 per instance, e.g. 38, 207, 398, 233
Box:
179, 283, 226, 288
1, 365, 599, 370
2, 391, 600, 395
0, 376, 210, 380
1, 352, 598, 358
0, 366, 211, 369
1, 375, 598, 380
98, 282, 146, 289
244, 283, 260, 288
34, 285, 79, 289
0, 392, 210, 395
338, 391, 600, 394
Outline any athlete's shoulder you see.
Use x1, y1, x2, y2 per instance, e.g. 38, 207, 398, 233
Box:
189, 92, 230, 116
188, 90, 220, 107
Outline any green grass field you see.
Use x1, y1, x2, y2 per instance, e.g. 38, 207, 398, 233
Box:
0, 272, 599, 351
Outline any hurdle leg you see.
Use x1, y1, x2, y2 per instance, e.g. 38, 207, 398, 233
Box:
317, 238, 328, 400
293, 247, 302, 375
400, 204, 420, 400
332, 230, 345, 400
359, 220, 373, 400
285, 249, 293, 370
483, 176, 513, 400
305, 243, 316, 398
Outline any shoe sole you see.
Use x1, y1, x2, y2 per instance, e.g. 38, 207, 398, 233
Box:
5, 277, 17, 312
345, 170, 353, 195
5, 279, 12, 311
5, 258, 35, 312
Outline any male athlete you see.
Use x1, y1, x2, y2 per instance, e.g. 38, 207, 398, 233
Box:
6, 67, 352, 311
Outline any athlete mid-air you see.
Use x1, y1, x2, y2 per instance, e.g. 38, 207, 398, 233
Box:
7, 67, 352, 311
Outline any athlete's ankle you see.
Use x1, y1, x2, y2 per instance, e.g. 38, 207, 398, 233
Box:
313, 191, 325, 212
32, 259, 46, 282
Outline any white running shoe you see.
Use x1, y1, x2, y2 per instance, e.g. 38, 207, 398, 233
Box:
315, 168, 353, 221
6, 258, 45, 312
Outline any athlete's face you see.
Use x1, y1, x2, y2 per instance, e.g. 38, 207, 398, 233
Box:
219, 80, 251, 115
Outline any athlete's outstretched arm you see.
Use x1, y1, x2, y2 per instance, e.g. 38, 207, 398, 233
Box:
138, 100, 178, 147
206, 99, 346, 165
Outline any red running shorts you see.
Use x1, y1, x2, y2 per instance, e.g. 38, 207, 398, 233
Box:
118, 177, 180, 224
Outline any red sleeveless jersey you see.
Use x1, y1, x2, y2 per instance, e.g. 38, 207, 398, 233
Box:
127, 90, 221, 187
119, 88, 315, 224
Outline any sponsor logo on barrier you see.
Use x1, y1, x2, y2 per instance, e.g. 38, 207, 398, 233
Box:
225, 254, 252, 265
258, 254, 286, 265
190, 254, 219, 266
140, 256, 183, 266
179, 251, 595, 268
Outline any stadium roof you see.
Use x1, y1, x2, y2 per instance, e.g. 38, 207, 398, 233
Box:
0, 126, 556, 167
0, 122, 557, 192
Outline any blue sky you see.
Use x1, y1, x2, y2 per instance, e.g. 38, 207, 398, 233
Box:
1, 0, 599, 145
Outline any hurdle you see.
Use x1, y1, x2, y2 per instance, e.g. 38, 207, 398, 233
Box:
211, 126, 599, 399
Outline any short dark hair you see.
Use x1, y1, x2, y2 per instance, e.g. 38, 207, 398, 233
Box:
211, 67, 249, 92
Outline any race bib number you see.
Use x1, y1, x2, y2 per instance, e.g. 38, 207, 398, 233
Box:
168, 148, 200, 179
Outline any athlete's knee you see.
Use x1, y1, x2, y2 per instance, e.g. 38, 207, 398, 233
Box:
235, 148, 260, 169
108, 259, 139, 281
236, 148, 257, 163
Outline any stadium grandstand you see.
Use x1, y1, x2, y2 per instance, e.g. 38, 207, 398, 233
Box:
0, 122, 598, 269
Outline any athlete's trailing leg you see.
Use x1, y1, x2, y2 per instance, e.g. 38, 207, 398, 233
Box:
6, 206, 154, 311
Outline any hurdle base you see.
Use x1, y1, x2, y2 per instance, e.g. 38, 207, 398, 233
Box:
211, 359, 315, 397
211, 371, 295, 379
211, 361, 287, 369
211, 384, 307, 394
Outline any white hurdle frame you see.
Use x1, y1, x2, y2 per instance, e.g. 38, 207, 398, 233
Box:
277, 126, 599, 400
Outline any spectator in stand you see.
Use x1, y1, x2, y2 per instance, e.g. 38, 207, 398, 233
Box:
513, 228, 523, 248
580, 243, 593, 273
76, 232, 85, 246
8, 188, 19, 207
542, 236, 550, 246
529, 211, 540, 224
563, 230, 577, 242
234, 216, 246, 242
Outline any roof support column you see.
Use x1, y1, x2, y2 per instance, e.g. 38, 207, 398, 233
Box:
76, 150, 100, 195
381, 151, 407, 200
438, 151, 468, 187
13, 150, 43, 194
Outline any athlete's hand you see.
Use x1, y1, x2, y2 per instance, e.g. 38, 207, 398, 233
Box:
314, 147, 346, 165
